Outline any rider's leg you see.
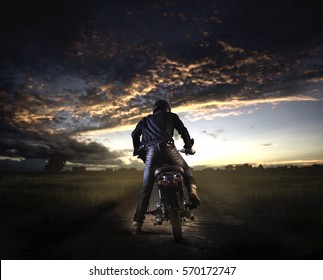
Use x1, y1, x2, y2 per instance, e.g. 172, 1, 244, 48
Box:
163, 145, 201, 207
133, 145, 161, 230
183, 170, 201, 208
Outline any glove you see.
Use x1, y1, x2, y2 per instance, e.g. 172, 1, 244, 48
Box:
184, 138, 194, 149
185, 147, 196, 155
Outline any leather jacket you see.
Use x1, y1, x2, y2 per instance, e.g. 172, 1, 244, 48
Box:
131, 110, 193, 155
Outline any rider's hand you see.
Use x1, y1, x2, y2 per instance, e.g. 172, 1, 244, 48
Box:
185, 147, 196, 155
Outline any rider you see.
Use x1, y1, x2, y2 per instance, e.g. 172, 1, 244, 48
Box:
131, 99, 201, 233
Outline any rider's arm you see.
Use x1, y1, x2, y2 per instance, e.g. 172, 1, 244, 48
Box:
131, 119, 143, 155
172, 113, 193, 149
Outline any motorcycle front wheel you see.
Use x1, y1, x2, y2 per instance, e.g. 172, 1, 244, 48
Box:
169, 209, 183, 242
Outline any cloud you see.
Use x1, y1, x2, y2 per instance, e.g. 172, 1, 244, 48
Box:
259, 143, 273, 147
201, 129, 224, 139
0, 0, 323, 169
175, 95, 322, 122
0, 129, 124, 166
0, 158, 47, 171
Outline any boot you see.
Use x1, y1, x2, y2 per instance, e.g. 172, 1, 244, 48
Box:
133, 217, 143, 234
134, 223, 143, 235
188, 186, 201, 209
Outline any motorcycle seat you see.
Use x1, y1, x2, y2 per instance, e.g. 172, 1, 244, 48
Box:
154, 165, 184, 177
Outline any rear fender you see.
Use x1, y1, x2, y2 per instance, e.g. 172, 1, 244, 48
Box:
163, 187, 184, 210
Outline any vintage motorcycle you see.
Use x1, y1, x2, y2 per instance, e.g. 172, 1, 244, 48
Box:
146, 149, 195, 243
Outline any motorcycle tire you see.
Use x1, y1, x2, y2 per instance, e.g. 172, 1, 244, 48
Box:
169, 210, 183, 242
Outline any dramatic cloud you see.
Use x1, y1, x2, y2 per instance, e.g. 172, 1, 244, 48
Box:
1, 0, 322, 169
0, 128, 124, 165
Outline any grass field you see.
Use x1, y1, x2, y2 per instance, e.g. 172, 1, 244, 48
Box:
1, 170, 323, 259
195, 172, 323, 231
0, 172, 141, 227
2, 171, 322, 232
0, 172, 142, 259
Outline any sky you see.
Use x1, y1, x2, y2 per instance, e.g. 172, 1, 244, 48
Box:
0, 0, 323, 171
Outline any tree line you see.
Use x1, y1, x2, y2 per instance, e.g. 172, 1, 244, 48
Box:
212, 163, 323, 176
43, 153, 323, 176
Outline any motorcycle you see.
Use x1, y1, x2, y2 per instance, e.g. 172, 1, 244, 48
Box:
145, 149, 195, 243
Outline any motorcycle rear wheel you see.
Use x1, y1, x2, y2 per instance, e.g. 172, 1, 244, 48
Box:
169, 210, 183, 242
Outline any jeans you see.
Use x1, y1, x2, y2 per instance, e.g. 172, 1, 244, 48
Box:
134, 142, 197, 224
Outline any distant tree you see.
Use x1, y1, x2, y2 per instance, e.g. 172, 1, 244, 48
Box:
72, 166, 86, 174
236, 163, 253, 175
309, 164, 323, 175
105, 168, 114, 174
256, 164, 265, 175
225, 165, 234, 172
45, 154, 67, 173
201, 167, 214, 173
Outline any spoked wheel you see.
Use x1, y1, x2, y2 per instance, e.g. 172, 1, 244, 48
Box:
169, 210, 183, 242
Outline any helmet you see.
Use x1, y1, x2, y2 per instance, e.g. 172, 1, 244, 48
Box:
153, 99, 171, 113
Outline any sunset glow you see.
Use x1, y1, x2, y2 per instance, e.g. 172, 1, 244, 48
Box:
1, 0, 323, 171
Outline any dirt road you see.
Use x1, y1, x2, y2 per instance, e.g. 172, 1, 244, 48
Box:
5, 190, 320, 260
101, 192, 291, 260
13, 193, 292, 260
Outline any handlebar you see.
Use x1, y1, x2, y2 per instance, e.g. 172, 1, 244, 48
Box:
179, 138, 195, 155
179, 147, 196, 155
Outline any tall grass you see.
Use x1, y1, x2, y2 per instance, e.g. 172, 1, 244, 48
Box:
0, 172, 142, 235
195, 172, 323, 230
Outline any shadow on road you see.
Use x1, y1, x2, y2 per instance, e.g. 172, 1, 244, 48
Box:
2, 193, 322, 260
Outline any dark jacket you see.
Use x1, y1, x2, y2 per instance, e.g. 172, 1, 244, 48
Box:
132, 110, 192, 154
